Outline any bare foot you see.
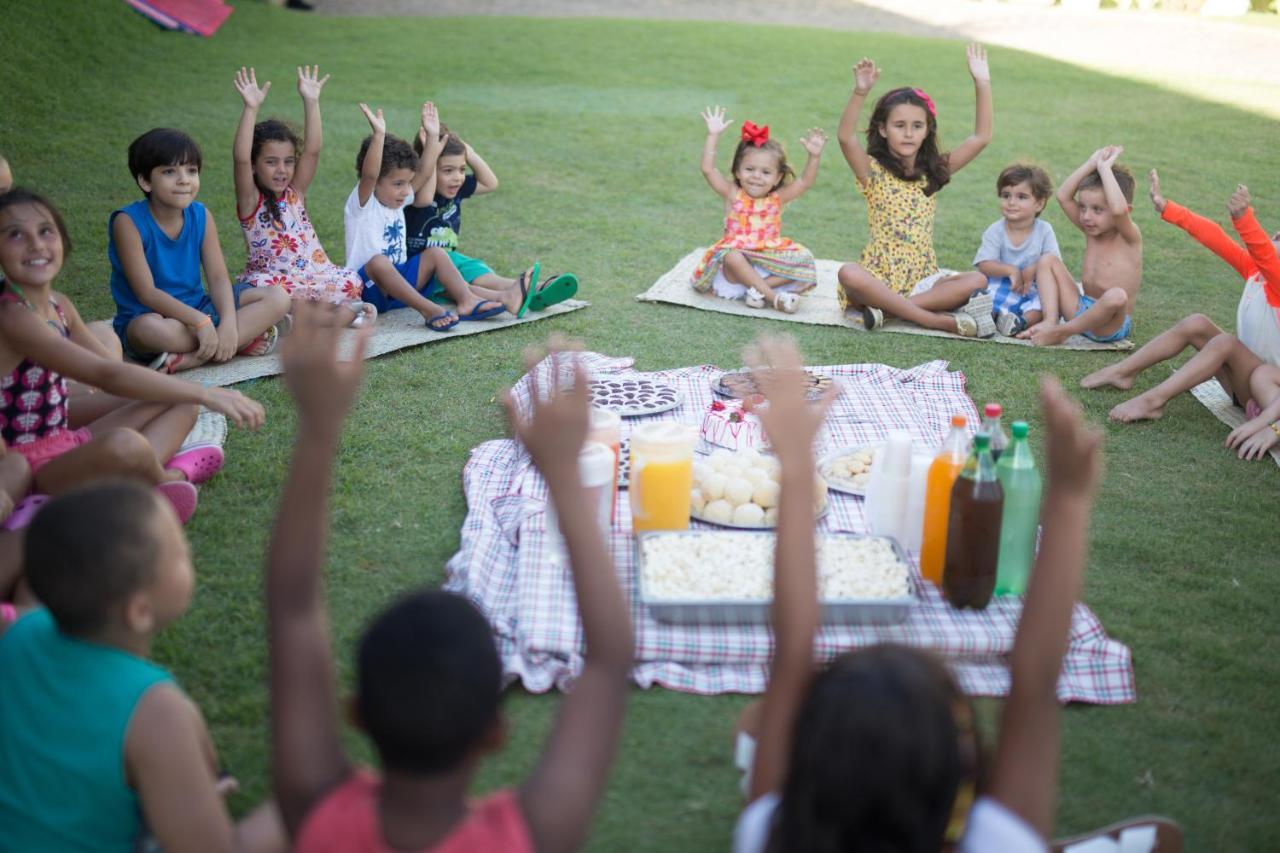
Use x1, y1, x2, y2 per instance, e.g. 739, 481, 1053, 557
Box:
1080, 364, 1134, 391
1110, 393, 1164, 423
1023, 321, 1069, 347
1148, 168, 1166, 215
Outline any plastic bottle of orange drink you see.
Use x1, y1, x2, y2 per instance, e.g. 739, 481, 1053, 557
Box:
919, 414, 970, 584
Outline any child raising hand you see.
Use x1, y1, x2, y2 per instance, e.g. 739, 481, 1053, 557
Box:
265, 307, 633, 851
732, 338, 1131, 850
690, 108, 825, 314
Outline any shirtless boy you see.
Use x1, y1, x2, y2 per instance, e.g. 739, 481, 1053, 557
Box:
1022, 146, 1142, 346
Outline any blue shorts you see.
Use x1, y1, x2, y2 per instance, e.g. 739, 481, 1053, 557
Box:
1074, 293, 1132, 343
359, 253, 435, 313
115, 282, 250, 362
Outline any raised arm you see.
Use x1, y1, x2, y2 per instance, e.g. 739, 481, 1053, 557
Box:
1096, 146, 1140, 244
292, 65, 330, 196
0, 302, 264, 428
232, 67, 271, 218
463, 139, 499, 195
775, 128, 827, 205
1153, 170, 1253, 278
411, 101, 443, 198
510, 347, 634, 853
1228, 184, 1280, 303
988, 376, 1102, 839
699, 106, 736, 199
356, 103, 385, 206
745, 335, 838, 802
837, 58, 879, 185
267, 303, 371, 835
1055, 150, 1102, 228
945, 43, 993, 174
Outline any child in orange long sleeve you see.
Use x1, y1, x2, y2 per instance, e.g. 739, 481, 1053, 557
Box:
1082, 173, 1280, 459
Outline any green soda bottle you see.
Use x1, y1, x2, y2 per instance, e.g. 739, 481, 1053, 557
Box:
995, 421, 1042, 596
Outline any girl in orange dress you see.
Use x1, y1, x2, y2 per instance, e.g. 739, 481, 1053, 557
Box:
691, 108, 824, 314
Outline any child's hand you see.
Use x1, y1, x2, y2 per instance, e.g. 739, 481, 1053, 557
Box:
234, 67, 270, 109
193, 320, 219, 362
1098, 145, 1124, 170
966, 43, 990, 83
502, 337, 591, 478
358, 103, 386, 135
1009, 267, 1025, 294
296, 65, 330, 102
1040, 375, 1102, 497
852, 58, 879, 95
214, 321, 237, 363
1228, 184, 1251, 220
743, 334, 838, 467
281, 302, 371, 429
701, 106, 733, 136
1148, 169, 1167, 215
421, 101, 440, 140
204, 387, 266, 430
800, 128, 828, 156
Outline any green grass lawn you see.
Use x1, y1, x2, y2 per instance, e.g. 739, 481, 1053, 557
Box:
5, 2, 1278, 848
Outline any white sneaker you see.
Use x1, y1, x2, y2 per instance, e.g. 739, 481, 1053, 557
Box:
744, 289, 766, 309
996, 310, 1026, 337
953, 312, 979, 337
962, 291, 997, 338
860, 305, 884, 330
773, 292, 799, 314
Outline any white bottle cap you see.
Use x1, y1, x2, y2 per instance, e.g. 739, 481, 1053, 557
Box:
578, 441, 616, 488
881, 430, 913, 477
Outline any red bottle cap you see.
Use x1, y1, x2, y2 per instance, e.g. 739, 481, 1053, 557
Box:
951, 414, 967, 427
984, 403, 1002, 418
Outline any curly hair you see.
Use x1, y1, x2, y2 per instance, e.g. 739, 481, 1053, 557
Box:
764, 645, 984, 853
355, 133, 418, 178
250, 118, 301, 224
865, 88, 950, 197
729, 138, 795, 192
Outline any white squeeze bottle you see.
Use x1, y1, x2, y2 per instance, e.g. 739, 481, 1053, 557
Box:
865, 431, 913, 544
903, 449, 934, 553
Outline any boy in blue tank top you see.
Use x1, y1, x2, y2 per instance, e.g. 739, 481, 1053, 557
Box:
0, 482, 284, 851
109, 128, 291, 373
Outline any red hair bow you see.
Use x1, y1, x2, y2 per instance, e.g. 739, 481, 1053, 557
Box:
741, 121, 770, 147
912, 88, 937, 117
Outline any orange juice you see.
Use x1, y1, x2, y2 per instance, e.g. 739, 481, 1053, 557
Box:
629, 422, 696, 532
919, 415, 970, 585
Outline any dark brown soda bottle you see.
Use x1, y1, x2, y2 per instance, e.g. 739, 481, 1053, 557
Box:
943, 432, 1004, 609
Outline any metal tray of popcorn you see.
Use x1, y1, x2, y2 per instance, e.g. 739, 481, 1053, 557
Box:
635, 530, 915, 626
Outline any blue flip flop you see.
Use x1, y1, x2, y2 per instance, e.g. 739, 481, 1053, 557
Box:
427, 311, 460, 331
516, 262, 541, 319
528, 272, 578, 311
457, 300, 506, 322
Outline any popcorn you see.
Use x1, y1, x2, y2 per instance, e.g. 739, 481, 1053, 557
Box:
640, 534, 910, 600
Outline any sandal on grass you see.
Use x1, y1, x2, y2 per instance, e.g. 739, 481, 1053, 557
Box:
458, 300, 506, 322
157, 480, 198, 525
516, 263, 541, 319
528, 271, 578, 312
426, 311, 460, 332
166, 445, 225, 486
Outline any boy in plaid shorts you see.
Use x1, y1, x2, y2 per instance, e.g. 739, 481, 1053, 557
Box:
973, 164, 1060, 337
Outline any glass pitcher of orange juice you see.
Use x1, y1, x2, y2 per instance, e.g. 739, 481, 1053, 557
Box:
629, 422, 696, 532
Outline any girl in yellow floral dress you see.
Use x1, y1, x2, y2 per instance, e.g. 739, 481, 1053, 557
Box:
691, 107, 825, 314
836, 44, 995, 337
232, 66, 375, 328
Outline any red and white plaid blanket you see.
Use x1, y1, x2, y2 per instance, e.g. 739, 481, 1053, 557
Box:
444, 353, 1136, 704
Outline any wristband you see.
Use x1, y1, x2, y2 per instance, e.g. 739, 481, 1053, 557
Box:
191, 315, 212, 331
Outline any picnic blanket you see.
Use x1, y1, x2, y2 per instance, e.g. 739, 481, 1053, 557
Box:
174, 299, 588, 387
1191, 378, 1280, 467
638, 250, 1135, 352
444, 352, 1136, 704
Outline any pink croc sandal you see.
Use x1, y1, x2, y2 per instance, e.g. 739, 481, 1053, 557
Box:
2, 494, 50, 531
166, 445, 225, 486
157, 480, 199, 524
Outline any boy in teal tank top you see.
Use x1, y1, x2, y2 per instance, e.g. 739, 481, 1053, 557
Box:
0, 482, 284, 852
